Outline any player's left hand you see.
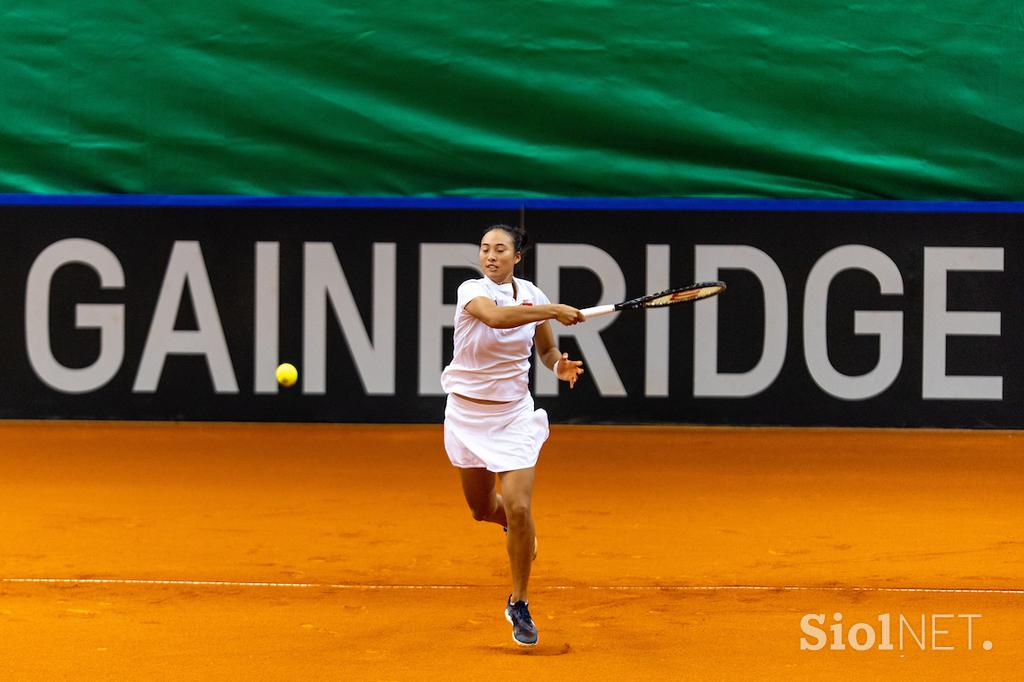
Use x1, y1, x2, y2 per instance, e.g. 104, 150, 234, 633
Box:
555, 352, 584, 389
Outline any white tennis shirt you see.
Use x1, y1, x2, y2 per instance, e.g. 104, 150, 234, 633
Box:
440, 277, 551, 401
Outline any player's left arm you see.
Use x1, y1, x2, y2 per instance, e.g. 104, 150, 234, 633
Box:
534, 321, 584, 389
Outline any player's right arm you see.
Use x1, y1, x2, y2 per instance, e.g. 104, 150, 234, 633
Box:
465, 297, 584, 329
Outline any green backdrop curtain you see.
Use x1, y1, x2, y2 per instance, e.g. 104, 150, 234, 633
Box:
1, 1, 1020, 199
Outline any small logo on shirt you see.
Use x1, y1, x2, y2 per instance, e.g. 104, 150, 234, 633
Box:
521, 301, 533, 306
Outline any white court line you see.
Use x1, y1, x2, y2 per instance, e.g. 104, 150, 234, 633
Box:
2, 578, 1023, 595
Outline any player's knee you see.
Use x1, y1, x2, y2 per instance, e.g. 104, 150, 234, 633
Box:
505, 499, 531, 525
469, 501, 494, 522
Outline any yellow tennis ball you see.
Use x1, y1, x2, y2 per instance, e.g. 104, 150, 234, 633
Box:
275, 363, 298, 388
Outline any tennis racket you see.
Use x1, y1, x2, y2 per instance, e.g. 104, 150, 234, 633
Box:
579, 281, 726, 319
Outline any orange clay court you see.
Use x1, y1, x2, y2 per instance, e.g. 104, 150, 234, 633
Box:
0, 421, 1020, 680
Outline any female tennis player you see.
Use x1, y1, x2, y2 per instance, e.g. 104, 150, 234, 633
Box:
441, 224, 585, 647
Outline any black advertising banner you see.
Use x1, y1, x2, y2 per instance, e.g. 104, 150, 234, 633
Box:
0, 197, 1021, 427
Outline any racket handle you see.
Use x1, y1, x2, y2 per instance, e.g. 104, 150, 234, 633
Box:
578, 304, 616, 319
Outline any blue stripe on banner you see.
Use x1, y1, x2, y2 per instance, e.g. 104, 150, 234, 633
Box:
0, 194, 1023, 212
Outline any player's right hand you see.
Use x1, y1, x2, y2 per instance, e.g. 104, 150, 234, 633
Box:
553, 304, 585, 326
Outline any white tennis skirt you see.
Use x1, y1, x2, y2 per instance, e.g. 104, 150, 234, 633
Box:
443, 393, 550, 473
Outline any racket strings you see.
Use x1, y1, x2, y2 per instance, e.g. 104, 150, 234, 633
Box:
640, 283, 726, 308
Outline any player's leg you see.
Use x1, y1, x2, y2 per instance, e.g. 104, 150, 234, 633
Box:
498, 466, 538, 645
497, 466, 536, 602
459, 467, 508, 527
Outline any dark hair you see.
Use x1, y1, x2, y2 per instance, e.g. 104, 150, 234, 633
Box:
483, 223, 529, 253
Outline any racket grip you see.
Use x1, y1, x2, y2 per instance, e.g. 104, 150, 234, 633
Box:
578, 304, 616, 319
